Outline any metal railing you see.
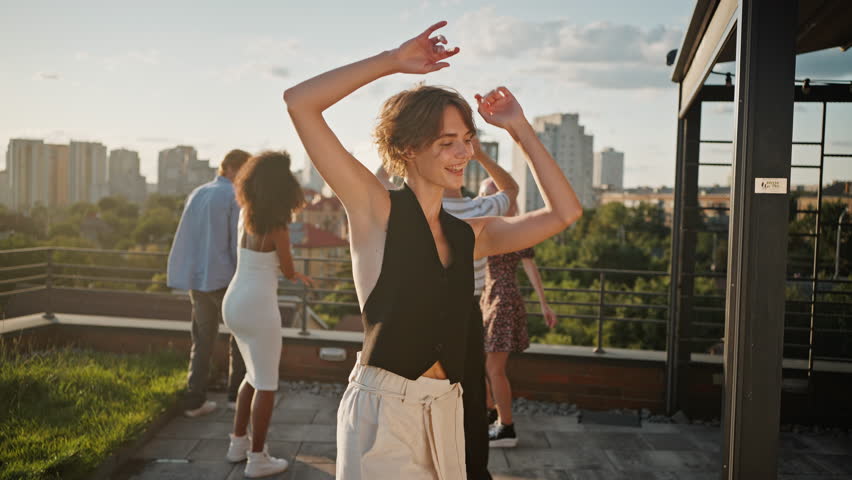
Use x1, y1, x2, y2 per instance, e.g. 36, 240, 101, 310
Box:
0, 247, 673, 352
2, 246, 850, 358
684, 271, 852, 365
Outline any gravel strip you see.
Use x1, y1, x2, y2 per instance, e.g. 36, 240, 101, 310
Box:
278, 380, 849, 437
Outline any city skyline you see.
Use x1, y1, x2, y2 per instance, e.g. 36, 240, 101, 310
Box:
2, 1, 851, 189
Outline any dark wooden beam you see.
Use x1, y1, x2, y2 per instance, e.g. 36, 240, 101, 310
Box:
721, 0, 798, 478
666, 93, 701, 416
699, 83, 852, 103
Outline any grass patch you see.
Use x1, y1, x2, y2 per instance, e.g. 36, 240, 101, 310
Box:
0, 342, 185, 480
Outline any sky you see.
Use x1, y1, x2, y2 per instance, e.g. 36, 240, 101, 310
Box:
2, 0, 851, 189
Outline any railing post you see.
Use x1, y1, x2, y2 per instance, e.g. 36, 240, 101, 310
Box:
836, 209, 847, 279
299, 258, 310, 336
594, 271, 605, 354
42, 248, 55, 320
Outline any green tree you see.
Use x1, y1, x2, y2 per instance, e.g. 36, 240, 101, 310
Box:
48, 222, 80, 239
133, 208, 179, 246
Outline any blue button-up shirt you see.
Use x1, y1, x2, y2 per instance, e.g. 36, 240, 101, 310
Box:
167, 176, 239, 292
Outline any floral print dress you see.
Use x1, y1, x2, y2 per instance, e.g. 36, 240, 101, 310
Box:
479, 248, 535, 353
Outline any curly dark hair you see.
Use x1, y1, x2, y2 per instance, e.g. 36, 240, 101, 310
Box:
234, 151, 305, 235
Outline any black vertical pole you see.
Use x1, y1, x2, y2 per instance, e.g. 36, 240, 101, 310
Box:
666, 86, 685, 416
807, 102, 827, 379
43, 248, 55, 320
594, 271, 605, 354
300, 258, 310, 336
666, 92, 701, 415
721, 1, 797, 478
680, 103, 701, 413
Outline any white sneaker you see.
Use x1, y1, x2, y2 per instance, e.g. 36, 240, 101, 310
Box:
184, 400, 217, 418
244, 447, 289, 478
226, 433, 251, 462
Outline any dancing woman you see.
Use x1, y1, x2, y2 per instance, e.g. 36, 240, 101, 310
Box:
284, 21, 582, 479
222, 151, 313, 478
478, 178, 559, 448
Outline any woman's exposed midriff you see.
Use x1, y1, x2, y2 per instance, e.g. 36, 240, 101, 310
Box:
421, 360, 449, 380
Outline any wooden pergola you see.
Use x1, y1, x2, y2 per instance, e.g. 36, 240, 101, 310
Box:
666, 1, 852, 478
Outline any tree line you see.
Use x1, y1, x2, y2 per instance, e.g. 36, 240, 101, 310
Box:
1, 196, 849, 356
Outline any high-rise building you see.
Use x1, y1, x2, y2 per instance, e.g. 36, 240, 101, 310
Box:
0, 170, 10, 207
513, 113, 595, 212
69, 141, 108, 204
187, 158, 215, 190
463, 135, 499, 195
593, 147, 625, 191
109, 148, 147, 204
7, 139, 101, 210
157, 146, 215, 196
7, 139, 50, 211
45, 144, 70, 207
4, 138, 69, 210
158, 145, 195, 196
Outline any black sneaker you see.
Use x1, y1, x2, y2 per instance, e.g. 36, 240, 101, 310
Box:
488, 423, 518, 448
487, 408, 499, 425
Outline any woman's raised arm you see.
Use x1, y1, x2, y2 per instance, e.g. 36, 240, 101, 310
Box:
283, 22, 459, 225
467, 87, 583, 258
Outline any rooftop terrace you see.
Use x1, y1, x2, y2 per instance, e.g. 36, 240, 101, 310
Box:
1, 240, 850, 479
111, 385, 852, 480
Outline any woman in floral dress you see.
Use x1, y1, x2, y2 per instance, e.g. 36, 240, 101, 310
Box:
479, 179, 558, 448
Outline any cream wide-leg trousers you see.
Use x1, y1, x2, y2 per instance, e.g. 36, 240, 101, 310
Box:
336, 354, 467, 480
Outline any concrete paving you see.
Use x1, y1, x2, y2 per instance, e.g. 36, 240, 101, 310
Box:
114, 390, 852, 480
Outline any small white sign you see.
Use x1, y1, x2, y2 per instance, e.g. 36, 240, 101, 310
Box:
755, 178, 788, 194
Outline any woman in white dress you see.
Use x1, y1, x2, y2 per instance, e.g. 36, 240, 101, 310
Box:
222, 151, 313, 478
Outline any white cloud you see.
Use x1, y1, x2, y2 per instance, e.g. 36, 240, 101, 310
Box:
458, 9, 681, 63
89, 49, 163, 72
221, 37, 305, 83
222, 60, 294, 83
72, 49, 159, 70
33, 72, 60, 81
267, 66, 290, 79
243, 37, 301, 57
455, 8, 683, 89
127, 50, 161, 65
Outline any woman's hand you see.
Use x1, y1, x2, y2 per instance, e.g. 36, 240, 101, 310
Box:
392, 21, 460, 74
293, 272, 315, 288
541, 304, 558, 329
475, 87, 526, 134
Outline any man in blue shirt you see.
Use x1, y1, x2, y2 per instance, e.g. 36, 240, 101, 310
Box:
167, 149, 250, 417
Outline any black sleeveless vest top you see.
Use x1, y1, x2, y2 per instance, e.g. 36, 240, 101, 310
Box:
360, 184, 475, 383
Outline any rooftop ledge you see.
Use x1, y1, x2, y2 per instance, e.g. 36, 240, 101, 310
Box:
3, 313, 851, 375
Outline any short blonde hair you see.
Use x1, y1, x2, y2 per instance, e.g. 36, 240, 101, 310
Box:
374, 85, 475, 177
